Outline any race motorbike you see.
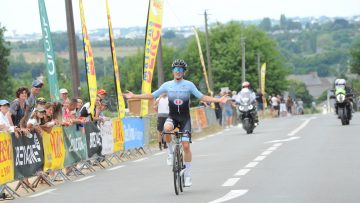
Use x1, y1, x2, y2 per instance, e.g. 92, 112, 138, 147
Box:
334, 88, 352, 125
237, 89, 257, 134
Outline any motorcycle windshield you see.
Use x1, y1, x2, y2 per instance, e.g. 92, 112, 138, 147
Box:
239, 91, 252, 105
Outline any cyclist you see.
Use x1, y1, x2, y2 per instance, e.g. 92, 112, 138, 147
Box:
123, 59, 227, 187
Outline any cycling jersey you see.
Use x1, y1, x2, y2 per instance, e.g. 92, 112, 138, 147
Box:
152, 79, 204, 117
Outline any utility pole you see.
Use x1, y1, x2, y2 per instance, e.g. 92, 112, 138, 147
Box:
204, 10, 214, 92
241, 36, 246, 83
65, 0, 81, 97
156, 38, 164, 88
257, 51, 261, 90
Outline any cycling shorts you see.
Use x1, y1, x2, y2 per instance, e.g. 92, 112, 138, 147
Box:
164, 116, 191, 142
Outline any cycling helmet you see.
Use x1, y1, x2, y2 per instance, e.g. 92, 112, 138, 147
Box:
242, 81, 250, 88
172, 59, 188, 70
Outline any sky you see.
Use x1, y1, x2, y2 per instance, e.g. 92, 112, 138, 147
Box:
0, 0, 360, 35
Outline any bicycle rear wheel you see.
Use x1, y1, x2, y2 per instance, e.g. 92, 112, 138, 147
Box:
179, 151, 185, 192
173, 147, 180, 195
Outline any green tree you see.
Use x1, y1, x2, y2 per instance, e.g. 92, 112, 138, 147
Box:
288, 80, 313, 107
181, 21, 289, 95
259, 18, 272, 31
0, 25, 13, 100
350, 40, 360, 75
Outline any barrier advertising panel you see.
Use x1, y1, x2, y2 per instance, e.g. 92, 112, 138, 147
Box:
0, 132, 14, 185
63, 125, 88, 166
84, 122, 102, 158
123, 118, 144, 150
42, 127, 65, 172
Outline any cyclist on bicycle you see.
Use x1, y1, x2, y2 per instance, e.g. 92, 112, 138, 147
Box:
123, 59, 227, 187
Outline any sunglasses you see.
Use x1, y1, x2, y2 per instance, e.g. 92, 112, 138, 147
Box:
172, 67, 185, 73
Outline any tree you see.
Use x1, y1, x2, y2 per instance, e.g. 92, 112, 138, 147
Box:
0, 25, 13, 100
288, 80, 313, 107
181, 21, 289, 94
280, 14, 287, 30
259, 18, 272, 31
350, 40, 360, 75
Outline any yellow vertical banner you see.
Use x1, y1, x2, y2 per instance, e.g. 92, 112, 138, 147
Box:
260, 63, 267, 108
112, 118, 124, 152
0, 132, 14, 185
106, 0, 126, 118
42, 127, 65, 171
140, 0, 164, 116
193, 27, 212, 96
80, 0, 97, 117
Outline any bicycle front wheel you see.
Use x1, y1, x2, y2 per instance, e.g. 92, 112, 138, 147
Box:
173, 147, 180, 195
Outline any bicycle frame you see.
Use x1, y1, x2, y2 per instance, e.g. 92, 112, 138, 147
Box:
162, 131, 190, 195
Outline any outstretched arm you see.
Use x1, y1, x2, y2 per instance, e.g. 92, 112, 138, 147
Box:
201, 95, 228, 103
123, 91, 154, 100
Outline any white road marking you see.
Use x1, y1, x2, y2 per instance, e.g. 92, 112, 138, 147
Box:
253, 155, 266, 161
222, 178, 240, 187
208, 134, 217, 137
107, 165, 126, 171
273, 143, 283, 147
245, 162, 259, 168
154, 152, 166, 156
198, 137, 207, 141
133, 157, 148, 163
235, 169, 251, 176
265, 136, 300, 143
261, 151, 273, 156
208, 190, 248, 203
74, 175, 95, 182
288, 118, 314, 136
267, 146, 278, 151
29, 189, 56, 198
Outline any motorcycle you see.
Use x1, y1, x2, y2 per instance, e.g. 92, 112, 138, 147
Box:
333, 88, 352, 125
237, 89, 257, 134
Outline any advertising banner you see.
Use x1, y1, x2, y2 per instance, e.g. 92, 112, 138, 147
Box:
99, 120, 114, 155
122, 118, 144, 150
140, 0, 164, 116
84, 122, 102, 158
42, 127, 65, 172
0, 132, 14, 185
260, 63, 267, 108
106, 0, 126, 118
63, 125, 88, 166
195, 107, 208, 128
12, 131, 44, 179
112, 118, 124, 152
38, 0, 60, 101
80, 0, 98, 117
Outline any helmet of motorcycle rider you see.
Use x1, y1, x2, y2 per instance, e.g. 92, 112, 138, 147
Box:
171, 59, 188, 71
335, 78, 346, 89
242, 81, 250, 88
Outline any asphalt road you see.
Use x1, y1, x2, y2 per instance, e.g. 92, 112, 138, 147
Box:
15, 113, 360, 203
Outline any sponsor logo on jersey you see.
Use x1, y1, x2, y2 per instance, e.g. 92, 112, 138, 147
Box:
174, 99, 183, 105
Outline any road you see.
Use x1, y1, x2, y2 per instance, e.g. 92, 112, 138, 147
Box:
15, 113, 360, 203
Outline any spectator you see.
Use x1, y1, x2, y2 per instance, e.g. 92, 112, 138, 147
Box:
26, 107, 46, 135
60, 88, 70, 105
36, 97, 47, 109
0, 100, 15, 132
271, 94, 279, 117
24, 80, 44, 123
214, 91, 223, 125
80, 96, 102, 123
286, 96, 294, 115
153, 93, 169, 151
279, 96, 287, 117
222, 91, 234, 128
256, 90, 264, 116
6, 87, 30, 133
97, 89, 107, 100
41, 102, 57, 132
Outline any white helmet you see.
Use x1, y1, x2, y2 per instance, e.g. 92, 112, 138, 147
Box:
335, 78, 346, 86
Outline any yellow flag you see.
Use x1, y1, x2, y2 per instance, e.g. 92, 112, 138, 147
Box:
140, 0, 164, 116
106, 0, 126, 118
260, 63, 267, 108
80, 0, 97, 117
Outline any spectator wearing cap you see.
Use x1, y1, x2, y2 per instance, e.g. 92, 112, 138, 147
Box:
0, 100, 15, 132
97, 89, 107, 99
27, 107, 46, 136
6, 87, 30, 131
60, 88, 70, 105
24, 79, 44, 124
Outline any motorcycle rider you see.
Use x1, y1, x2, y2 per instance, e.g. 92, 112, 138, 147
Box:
236, 81, 259, 126
334, 78, 353, 117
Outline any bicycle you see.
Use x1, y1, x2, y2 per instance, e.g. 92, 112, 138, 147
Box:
163, 131, 191, 195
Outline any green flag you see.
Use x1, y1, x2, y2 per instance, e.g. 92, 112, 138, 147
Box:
38, 0, 60, 101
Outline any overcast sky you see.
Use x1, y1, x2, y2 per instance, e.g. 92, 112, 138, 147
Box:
1, 0, 359, 35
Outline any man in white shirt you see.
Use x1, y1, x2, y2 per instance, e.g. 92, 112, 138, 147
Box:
0, 100, 15, 132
